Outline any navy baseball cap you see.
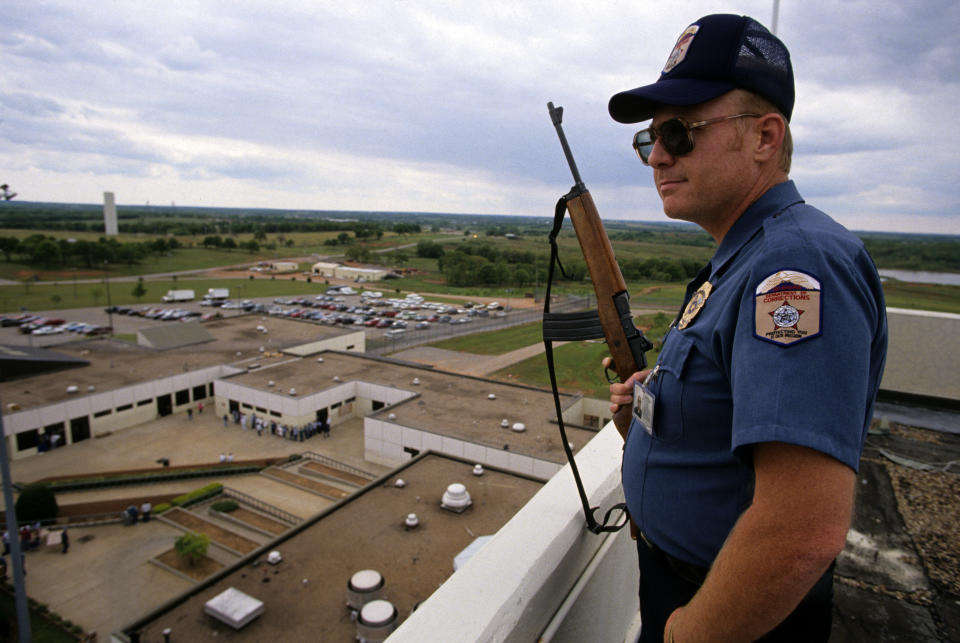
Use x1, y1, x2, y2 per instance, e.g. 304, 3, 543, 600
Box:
609, 14, 794, 123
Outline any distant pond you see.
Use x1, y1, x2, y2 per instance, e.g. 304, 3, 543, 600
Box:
878, 270, 960, 286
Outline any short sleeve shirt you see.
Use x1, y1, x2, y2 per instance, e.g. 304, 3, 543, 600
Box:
621, 181, 888, 568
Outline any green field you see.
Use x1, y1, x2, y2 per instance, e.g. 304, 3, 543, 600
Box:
429, 314, 674, 400
0, 216, 957, 315
428, 321, 545, 355
880, 279, 960, 314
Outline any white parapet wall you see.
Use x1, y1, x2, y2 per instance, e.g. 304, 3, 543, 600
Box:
388, 422, 641, 643
882, 308, 960, 402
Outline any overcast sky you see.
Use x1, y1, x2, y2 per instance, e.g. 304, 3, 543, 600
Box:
4, 1, 959, 234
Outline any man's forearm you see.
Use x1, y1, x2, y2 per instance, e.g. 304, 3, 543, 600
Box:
665, 442, 854, 642
665, 505, 838, 641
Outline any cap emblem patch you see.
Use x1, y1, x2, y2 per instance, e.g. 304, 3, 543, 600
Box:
663, 25, 699, 74
754, 270, 821, 346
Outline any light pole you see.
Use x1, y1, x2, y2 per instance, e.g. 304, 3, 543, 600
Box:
0, 401, 32, 642
104, 261, 114, 334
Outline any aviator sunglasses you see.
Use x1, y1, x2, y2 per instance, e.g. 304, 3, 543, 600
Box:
632, 113, 761, 165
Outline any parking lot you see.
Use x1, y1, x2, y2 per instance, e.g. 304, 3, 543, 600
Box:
0, 288, 551, 351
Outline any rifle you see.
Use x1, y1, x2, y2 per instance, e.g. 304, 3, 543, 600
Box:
543, 102, 653, 439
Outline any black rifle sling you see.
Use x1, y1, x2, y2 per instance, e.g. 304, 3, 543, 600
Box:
543, 190, 629, 535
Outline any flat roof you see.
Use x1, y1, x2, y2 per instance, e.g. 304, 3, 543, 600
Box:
129, 453, 544, 641
225, 351, 595, 464
0, 315, 353, 410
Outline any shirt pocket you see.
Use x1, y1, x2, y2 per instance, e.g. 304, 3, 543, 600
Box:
650, 330, 695, 443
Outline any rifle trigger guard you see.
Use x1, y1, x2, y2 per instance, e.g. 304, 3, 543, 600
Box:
604, 364, 618, 384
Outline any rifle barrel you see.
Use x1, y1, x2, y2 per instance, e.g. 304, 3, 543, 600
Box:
547, 102, 585, 190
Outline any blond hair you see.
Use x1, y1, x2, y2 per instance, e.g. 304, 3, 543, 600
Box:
732, 90, 793, 174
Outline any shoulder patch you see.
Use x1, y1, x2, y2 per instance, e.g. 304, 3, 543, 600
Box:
753, 270, 821, 346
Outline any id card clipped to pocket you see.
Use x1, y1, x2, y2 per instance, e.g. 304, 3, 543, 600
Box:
632, 377, 656, 436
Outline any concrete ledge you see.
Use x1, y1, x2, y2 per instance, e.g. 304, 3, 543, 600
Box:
882, 308, 960, 402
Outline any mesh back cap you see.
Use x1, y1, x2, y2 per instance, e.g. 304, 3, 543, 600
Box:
609, 14, 794, 123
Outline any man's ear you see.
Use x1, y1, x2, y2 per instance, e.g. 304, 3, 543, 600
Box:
754, 113, 785, 162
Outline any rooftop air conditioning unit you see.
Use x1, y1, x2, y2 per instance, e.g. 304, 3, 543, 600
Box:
512, 422, 526, 432
346, 569, 385, 611
356, 599, 398, 643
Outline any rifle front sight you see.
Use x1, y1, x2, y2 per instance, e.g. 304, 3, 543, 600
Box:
547, 102, 585, 192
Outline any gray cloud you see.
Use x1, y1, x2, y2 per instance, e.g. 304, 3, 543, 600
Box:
2, 0, 958, 233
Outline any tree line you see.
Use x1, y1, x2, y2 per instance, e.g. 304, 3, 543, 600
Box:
0, 235, 179, 269
0, 203, 423, 238
418, 240, 703, 288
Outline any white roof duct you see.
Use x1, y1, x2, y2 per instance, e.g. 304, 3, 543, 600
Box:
356, 599, 398, 643
441, 483, 472, 513
347, 569, 385, 611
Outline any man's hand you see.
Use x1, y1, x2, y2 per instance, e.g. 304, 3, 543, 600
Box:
602, 356, 648, 414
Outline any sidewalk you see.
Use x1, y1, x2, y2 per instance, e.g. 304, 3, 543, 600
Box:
390, 342, 556, 377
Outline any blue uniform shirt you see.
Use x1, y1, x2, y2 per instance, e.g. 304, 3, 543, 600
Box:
622, 181, 888, 569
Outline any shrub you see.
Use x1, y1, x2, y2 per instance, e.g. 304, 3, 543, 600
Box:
153, 503, 171, 514
174, 531, 210, 566
211, 500, 238, 513
14, 483, 58, 523
171, 483, 223, 507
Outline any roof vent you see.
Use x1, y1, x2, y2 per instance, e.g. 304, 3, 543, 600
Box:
259, 346, 265, 353
346, 569, 385, 611
266, 551, 282, 565
441, 483, 472, 513
394, 479, 406, 488
267, 380, 275, 387
66, 385, 79, 394
500, 419, 509, 428
289, 388, 297, 396
411, 377, 420, 385
404, 513, 420, 530
333, 375, 341, 382
511, 422, 526, 433
356, 599, 398, 642
487, 393, 496, 400
388, 413, 397, 420
317, 357, 324, 363
87, 385, 96, 392
472, 464, 484, 476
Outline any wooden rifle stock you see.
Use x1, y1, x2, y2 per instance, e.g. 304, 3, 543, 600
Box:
548, 102, 652, 439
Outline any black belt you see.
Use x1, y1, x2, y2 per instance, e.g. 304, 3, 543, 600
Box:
638, 529, 709, 587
